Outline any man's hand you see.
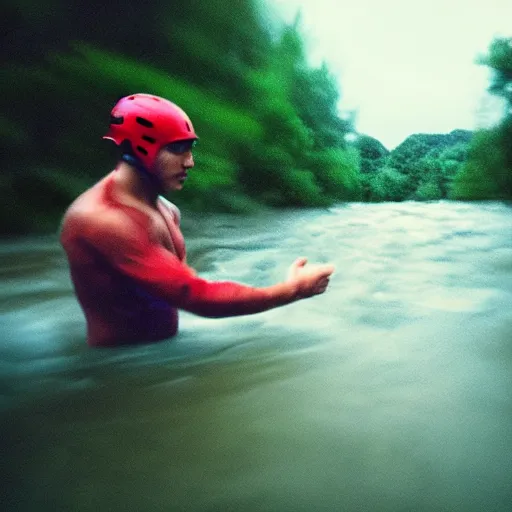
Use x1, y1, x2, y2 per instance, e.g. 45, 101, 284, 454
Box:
287, 257, 335, 298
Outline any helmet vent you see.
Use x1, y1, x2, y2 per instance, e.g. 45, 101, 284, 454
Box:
110, 115, 124, 125
136, 146, 148, 155
136, 117, 154, 128
185, 122, 191, 131
142, 135, 156, 144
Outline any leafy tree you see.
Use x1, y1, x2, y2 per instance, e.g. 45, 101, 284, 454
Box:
239, 19, 359, 207
355, 134, 389, 161
292, 62, 352, 149
411, 155, 460, 200
478, 37, 512, 110
451, 122, 512, 199
453, 37, 512, 199
365, 167, 408, 202
354, 134, 389, 175
414, 180, 443, 201
308, 148, 362, 201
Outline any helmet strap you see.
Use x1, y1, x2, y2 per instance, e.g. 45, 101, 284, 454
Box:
121, 154, 165, 194
121, 153, 147, 172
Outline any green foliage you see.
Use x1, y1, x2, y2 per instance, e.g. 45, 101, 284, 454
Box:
354, 134, 390, 175
453, 37, 512, 200
411, 157, 461, 200
388, 130, 473, 174
360, 131, 472, 202
355, 134, 390, 162
477, 37, 512, 108
436, 142, 469, 163
292, 64, 351, 149
365, 167, 408, 202
281, 168, 326, 206
414, 180, 443, 201
451, 122, 512, 199
1, 0, 360, 235
308, 148, 362, 201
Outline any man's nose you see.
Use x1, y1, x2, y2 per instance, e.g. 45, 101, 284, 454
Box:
184, 152, 194, 168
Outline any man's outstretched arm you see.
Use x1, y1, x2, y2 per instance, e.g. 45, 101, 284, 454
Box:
74, 211, 334, 318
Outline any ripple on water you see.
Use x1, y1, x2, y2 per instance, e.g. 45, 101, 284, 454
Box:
413, 287, 500, 313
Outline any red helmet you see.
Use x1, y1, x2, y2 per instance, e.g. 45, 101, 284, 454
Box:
103, 93, 198, 171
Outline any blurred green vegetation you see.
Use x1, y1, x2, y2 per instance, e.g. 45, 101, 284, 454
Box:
450, 36, 512, 200
1, 0, 359, 235
1, 2, 511, 236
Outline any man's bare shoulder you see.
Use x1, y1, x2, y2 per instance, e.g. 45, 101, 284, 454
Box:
158, 196, 181, 225
61, 192, 141, 245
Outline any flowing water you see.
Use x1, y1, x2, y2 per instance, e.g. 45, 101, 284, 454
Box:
1, 201, 511, 512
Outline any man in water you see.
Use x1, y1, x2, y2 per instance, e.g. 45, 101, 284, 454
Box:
60, 93, 335, 347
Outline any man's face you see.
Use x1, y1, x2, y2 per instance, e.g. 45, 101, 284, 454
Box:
152, 140, 195, 192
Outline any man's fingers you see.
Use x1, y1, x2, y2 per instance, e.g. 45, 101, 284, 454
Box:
295, 257, 308, 268
318, 264, 335, 277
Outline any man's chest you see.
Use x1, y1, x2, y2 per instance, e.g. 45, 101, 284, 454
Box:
149, 209, 186, 261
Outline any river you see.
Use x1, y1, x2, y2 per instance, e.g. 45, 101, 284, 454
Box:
1, 200, 511, 511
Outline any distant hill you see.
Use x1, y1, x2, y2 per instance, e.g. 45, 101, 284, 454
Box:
384, 129, 473, 181
357, 129, 475, 201
355, 129, 473, 175
390, 129, 473, 162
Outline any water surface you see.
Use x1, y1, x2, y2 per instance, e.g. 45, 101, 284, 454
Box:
1, 201, 511, 511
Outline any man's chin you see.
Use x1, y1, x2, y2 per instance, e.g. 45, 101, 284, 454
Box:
165, 181, 185, 193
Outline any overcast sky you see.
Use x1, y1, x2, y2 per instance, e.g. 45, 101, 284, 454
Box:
269, 0, 512, 148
